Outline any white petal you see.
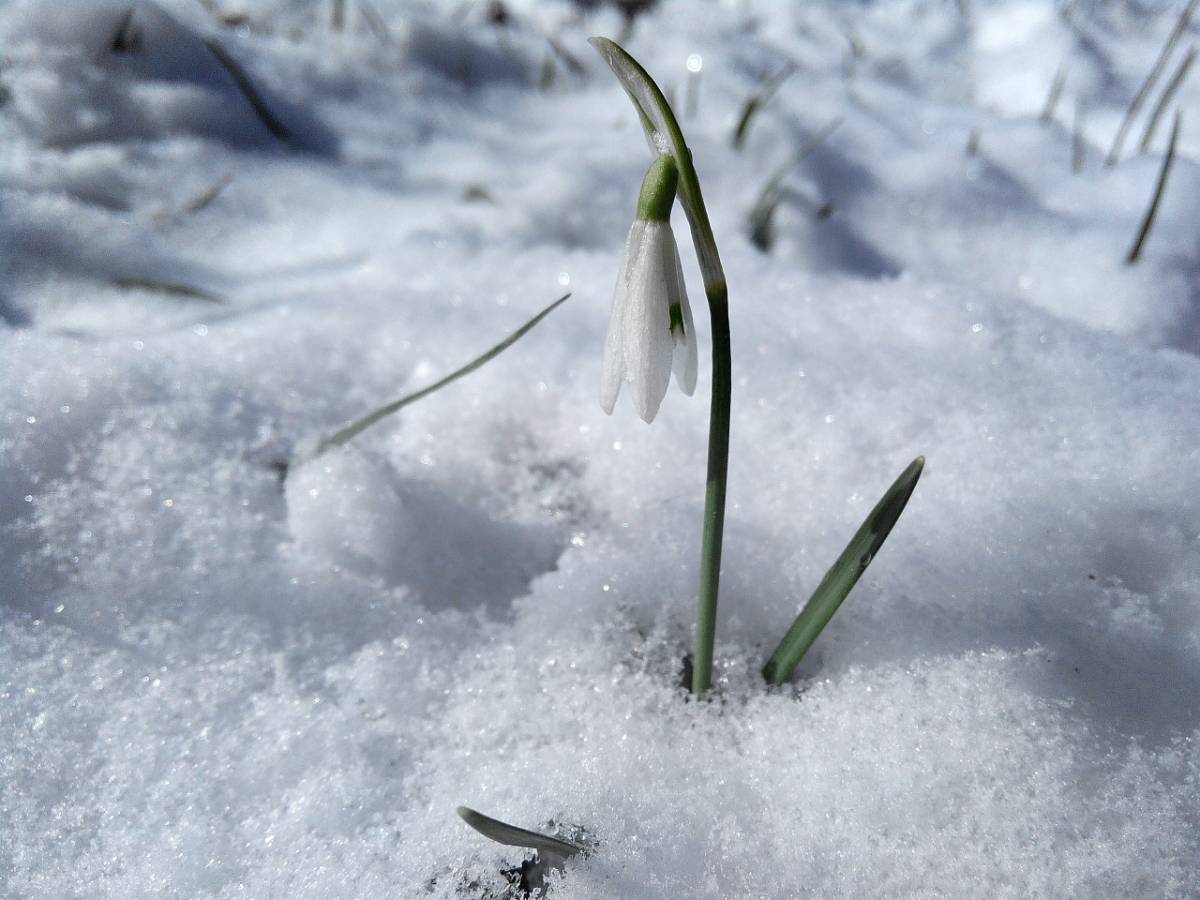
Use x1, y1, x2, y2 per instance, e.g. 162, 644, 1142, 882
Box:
599, 220, 685, 423
667, 234, 698, 396
599, 236, 632, 415
624, 222, 674, 422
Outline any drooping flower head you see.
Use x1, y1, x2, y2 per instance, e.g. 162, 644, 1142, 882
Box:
599, 155, 697, 424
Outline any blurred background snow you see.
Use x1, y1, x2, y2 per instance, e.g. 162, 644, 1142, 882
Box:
1, 0, 1199, 896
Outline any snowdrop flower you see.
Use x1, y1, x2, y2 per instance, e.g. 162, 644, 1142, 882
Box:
600, 155, 698, 423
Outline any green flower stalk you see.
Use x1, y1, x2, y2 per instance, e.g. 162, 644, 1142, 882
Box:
590, 38, 730, 694
592, 39, 923, 696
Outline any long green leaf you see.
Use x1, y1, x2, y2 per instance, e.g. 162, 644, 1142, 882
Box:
763, 456, 924, 685
304, 293, 570, 460
456, 806, 584, 860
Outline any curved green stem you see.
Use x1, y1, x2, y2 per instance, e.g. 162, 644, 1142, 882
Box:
590, 37, 731, 693
692, 282, 731, 693
588, 38, 725, 292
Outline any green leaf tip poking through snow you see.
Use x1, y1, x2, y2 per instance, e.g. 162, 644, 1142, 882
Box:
762, 456, 925, 686
302, 292, 571, 463
456, 806, 585, 860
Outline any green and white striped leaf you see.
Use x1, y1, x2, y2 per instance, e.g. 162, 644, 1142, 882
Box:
763, 456, 925, 685
456, 806, 584, 861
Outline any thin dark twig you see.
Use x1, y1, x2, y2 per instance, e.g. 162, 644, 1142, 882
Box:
1126, 110, 1181, 264
1139, 45, 1195, 152
1106, 0, 1197, 166
1039, 62, 1067, 123
331, 0, 346, 31
204, 38, 293, 145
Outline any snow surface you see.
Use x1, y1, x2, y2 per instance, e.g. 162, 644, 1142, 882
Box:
2, 0, 1199, 896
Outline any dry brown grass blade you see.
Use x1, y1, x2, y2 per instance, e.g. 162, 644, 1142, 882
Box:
1139, 46, 1195, 153
204, 38, 293, 145
1126, 110, 1181, 264
1106, 0, 1197, 166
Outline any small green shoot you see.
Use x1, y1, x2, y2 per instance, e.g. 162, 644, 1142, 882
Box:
1072, 98, 1086, 173
456, 806, 584, 861
1038, 62, 1067, 124
302, 293, 570, 461
763, 456, 924, 685
731, 62, 797, 150
1126, 110, 1181, 265
745, 116, 843, 252
113, 277, 225, 303
1106, 0, 1196, 166
204, 38, 293, 145
1139, 45, 1195, 153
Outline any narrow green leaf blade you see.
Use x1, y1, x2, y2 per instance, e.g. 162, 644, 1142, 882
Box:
731, 63, 796, 150
304, 293, 570, 461
763, 456, 925, 685
112, 277, 225, 303
456, 806, 583, 860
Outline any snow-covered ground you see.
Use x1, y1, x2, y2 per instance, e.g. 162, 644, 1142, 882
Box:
2, 0, 1199, 895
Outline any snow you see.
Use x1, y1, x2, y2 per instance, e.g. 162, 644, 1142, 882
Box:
2, 0, 1199, 896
